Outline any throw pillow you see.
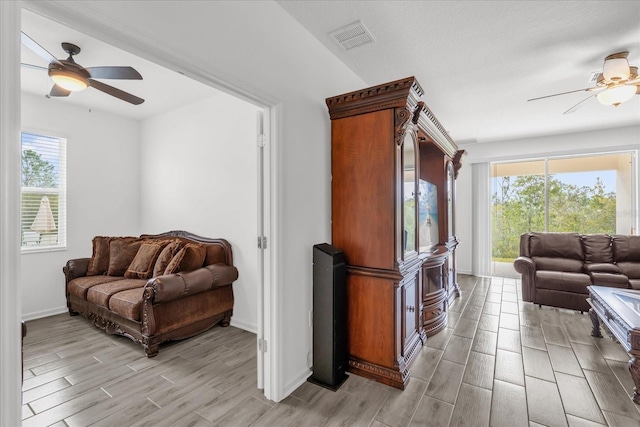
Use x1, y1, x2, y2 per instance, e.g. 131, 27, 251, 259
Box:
125, 241, 170, 279
87, 236, 111, 276
107, 237, 142, 276
164, 242, 206, 275
152, 239, 183, 277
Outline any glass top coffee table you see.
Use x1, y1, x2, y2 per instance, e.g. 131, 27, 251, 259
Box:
587, 285, 640, 404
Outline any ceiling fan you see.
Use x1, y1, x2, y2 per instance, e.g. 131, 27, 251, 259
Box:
21, 31, 144, 105
528, 51, 640, 114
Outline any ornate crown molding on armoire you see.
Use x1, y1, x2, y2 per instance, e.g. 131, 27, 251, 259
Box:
326, 77, 465, 389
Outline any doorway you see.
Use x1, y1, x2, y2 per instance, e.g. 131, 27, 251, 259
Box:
2, 5, 276, 424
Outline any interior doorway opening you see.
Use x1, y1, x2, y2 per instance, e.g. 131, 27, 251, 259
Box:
17, 2, 275, 405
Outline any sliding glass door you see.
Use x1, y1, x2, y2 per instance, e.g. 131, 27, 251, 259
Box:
490, 151, 637, 276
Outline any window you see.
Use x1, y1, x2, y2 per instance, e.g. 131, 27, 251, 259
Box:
490, 151, 638, 273
21, 131, 66, 251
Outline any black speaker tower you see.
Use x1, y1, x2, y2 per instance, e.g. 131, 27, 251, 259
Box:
308, 243, 348, 390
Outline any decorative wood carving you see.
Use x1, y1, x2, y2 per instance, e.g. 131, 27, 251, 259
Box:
85, 312, 142, 344
348, 358, 408, 388
589, 308, 603, 338
326, 77, 423, 120
395, 107, 414, 146
453, 150, 466, 179
629, 357, 640, 404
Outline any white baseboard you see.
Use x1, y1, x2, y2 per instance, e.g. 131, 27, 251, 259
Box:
283, 367, 312, 400
22, 306, 67, 322
230, 318, 257, 334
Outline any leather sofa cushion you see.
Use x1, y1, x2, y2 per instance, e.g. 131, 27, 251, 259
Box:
125, 241, 169, 280
589, 272, 629, 288
617, 262, 640, 279
532, 257, 583, 273
612, 235, 640, 262
530, 232, 583, 260
584, 263, 621, 274
164, 243, 206, 275
87, 279, 146, 308
536, 270, 592, 294
107, 237, 143, 276
152, 240, 183, 278
68, 276, 122, 299
582, 234, 613, 264
109, 288, 145, 321
87, 236, 112, 276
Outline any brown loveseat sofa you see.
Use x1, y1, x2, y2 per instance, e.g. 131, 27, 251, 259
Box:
63, 230, 238, 357
514, 232, 640, 312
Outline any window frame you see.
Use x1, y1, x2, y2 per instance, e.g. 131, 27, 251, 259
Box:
20, 130, 67, 253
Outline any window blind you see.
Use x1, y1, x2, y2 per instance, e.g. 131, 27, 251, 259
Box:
21, 131, 67, 251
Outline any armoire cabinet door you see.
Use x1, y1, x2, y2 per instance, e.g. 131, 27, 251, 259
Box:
402, 272, 420, 355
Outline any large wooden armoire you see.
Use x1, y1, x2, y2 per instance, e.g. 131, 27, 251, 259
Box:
327, 77, 465, 389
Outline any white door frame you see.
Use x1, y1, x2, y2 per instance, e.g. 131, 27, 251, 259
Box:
0, 2, 23, 426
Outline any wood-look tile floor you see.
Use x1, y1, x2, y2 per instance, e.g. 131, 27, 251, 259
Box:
22, 275, 640, 426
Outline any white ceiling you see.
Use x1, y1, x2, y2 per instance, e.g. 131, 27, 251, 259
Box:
21, 2, 640, 144
21, 9, 220, 121
278, 0, 640, 144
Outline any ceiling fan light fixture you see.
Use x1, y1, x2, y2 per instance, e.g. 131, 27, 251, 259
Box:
49, 68, 89, 91
596, 84, 636, 107
602, 53, 630, 81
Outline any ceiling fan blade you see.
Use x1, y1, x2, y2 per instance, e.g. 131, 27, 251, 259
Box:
21, 32, 63, 66
89, 79, 144, 105
21, 63, 48, 71
527, 87, 598, 102
562, 93, 596, 115
86, 66, 143, 80
50, 85, 71, 97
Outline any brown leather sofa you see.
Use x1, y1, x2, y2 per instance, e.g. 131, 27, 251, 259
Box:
63, 230, 238, 357
514, 232, 640, 312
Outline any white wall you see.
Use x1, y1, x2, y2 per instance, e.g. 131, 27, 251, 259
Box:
21, 92, 141, 319
456, 125, 640, 275
140, 94, 260, 333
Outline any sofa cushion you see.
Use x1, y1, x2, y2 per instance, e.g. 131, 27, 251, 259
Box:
87, 236, 111, 276
68, 276, 123, 300
630, 279, 640, 290
87, 279, 146, 308
164, 243, 206, 275
535, 270, 592, 294
584, 263, 621, 274
612, 235, 640, 262
152, 240, 183, 278
532, 257, 583, 273
109, 288, 145, 321
125, 241, 169, 279
530, 232, 583, 260
107, 237, 142, 276
582, 234, 613, 264
617, 262, 640, 279
589, 272, 629, 288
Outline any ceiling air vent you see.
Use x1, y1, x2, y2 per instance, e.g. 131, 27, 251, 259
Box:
329, 21, 375, 50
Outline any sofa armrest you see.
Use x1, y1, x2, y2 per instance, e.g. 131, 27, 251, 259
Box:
514, 256, 536, 302
144, 263, 239, 304
63, 258, 90, 283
